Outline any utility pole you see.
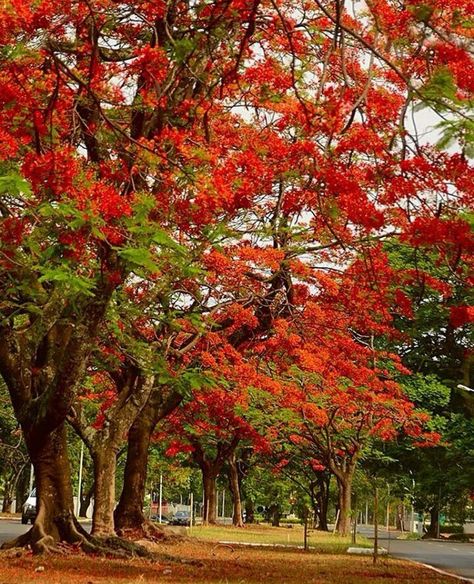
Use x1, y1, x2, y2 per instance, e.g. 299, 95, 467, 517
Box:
28, 464, 34, 493
159, 473, 163, 524
76, 442, 84, 516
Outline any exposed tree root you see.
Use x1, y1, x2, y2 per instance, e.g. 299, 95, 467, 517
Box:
212, 543, 235, 554
116, 520, 184, 543
1, 515, 151, 558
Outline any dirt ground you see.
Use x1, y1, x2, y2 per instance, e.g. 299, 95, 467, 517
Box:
0, 538, 460, 584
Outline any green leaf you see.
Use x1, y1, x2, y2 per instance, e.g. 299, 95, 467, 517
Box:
38, 267, 95, 297
420, 67, 458, 105
119, 247, 161, 272
152, 229, 187, 256
0, 173, 32, 197
171, 38, 196, 63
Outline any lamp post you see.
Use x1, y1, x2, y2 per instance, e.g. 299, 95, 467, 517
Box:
159, 473, 163, 524
76, 442, 84, 516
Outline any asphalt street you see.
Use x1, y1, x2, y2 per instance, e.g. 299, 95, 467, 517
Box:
0, 519, 92, 546
358, 525, 474, 581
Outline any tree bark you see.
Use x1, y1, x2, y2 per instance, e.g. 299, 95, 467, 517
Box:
202, 466, 218, 525
79, 483, 94, 518
270, 504, 281, 527
15, 465, 30, 511
114, 412, 154, 533
69, 367, 158, 537
336, 475, 352, 536
91, 448, 118, 536
2, 424, 88, 553
114, 389, 182, 535
245, 498, 255, 524
424, 505, 439, 538
2, 490, 13, 513
228, 453, 244, 527
316, 473, 330, 531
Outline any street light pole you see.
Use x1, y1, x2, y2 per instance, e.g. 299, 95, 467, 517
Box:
159, 473, 163, 524
76, 442, 84, 516
28, 463, 34, 493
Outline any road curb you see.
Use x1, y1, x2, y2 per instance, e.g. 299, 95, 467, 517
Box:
401, 557, 474, 583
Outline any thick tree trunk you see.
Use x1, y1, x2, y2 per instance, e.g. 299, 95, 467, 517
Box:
2, 424, 88, 553
228, 454, 244, 527
336, 476, 352, 536
114, 413, 154, 533
91, 448, 117, 536
202, 467, 218, 525
3, 424, 150, 557
114, 390, 181, 536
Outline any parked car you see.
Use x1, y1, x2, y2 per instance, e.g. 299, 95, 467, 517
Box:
21, 488, 36, 525
150, 513, 170, 525
170, 510, 191, 526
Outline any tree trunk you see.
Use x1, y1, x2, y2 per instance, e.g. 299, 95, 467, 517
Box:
6, 463, 28, 513
2, 424, 88, 553
91, 448, 117, 536
424, 505, 439, 538
245, 498, 255, 524
2, 488, 13, 513
271, 506, 281, 527
316, 474, 330, 531
15, 465, 30, 511
396, 503, 405, 531
114, 389, 181, 535
267, 503, 281, 527
228, 454, 244, 527
114, 412, 154, 533
79, 483, 94, 518
202, 467, 218, 525
336, 476, 352, 536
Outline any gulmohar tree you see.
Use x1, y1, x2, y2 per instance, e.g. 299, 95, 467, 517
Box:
0, 0, 472, 553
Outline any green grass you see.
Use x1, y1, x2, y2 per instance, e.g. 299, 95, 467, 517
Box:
188, 523, 372, 553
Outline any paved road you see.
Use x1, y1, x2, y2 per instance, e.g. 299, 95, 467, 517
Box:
0, 519, 30, 545
358, 525, 474, 581
0, 519, 92, 546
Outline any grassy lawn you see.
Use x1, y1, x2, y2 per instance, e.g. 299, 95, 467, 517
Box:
188, 523, 372, 553
0, 539, 459, 584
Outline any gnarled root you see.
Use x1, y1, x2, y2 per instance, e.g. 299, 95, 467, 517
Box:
116, 520, 169, 542
1, 515, 151, 558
